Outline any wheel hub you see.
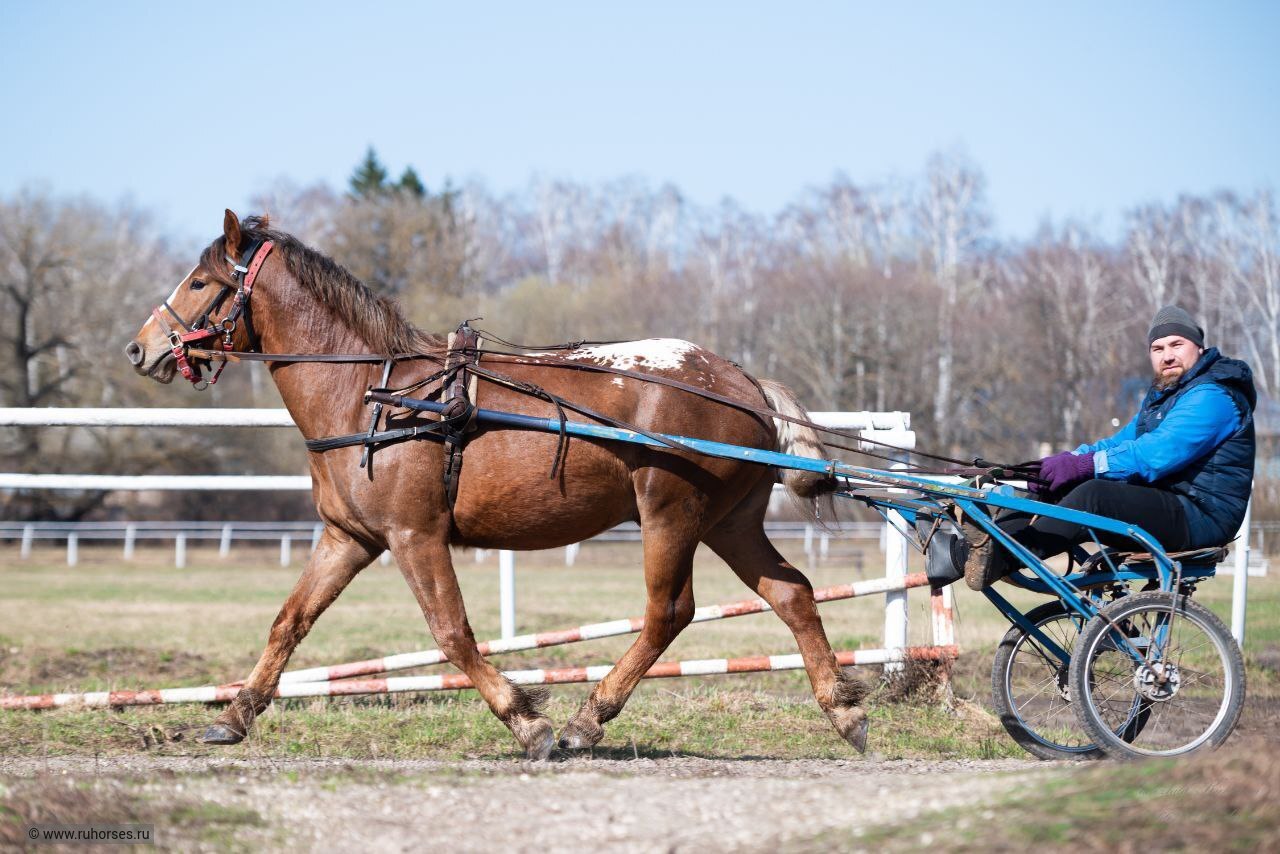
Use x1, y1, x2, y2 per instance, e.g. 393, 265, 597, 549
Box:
1133, 661, 1181, 702
1056, 666, 1071, 702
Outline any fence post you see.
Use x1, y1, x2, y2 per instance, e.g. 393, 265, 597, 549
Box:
66, 533, 78, 567
930, 585, 956, 691
21, 524, 33, 559
931, 585, 955, 645
175, 533, 187, 569
499, 549, 516, 640
280, 536, 291, 567
1231, 494, 1252, 647
883, 463, 909, 672
219, 524, 233, 558
380, 550, 392, 567
124, 523, 137, 560
565, 542, 579, 566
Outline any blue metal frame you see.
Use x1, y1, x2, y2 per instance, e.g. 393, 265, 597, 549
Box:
376, 394, 1217, 670
982, 585, 1075, 664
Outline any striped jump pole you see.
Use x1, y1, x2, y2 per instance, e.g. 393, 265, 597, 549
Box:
0, 645, 958, 711
230, 572, 934, 687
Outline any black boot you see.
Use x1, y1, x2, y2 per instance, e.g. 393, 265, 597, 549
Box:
926, 525, 1011, 590
957, 519, 1005, 591
925, 531, 967, 589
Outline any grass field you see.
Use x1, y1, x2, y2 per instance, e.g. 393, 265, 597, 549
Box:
2, 539, 1278, 761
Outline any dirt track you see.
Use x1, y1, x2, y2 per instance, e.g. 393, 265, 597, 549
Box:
1, 755, 1055, 852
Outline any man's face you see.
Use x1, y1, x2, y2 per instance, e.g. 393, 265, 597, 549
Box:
1150, 335, 1203, 389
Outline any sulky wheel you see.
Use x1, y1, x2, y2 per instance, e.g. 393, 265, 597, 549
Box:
991, 601, 1148, 760
1068, 590, 1245, 759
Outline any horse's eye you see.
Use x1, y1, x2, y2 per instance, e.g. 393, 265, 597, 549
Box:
190, 279, 207, 291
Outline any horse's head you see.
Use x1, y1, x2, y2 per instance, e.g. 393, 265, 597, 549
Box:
125, 209, 274, 388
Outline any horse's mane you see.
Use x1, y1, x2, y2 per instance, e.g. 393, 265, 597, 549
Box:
200, 215, 444, 354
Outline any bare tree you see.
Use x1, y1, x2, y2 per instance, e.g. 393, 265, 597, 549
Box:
916, 151, 990, 448
1126, 202, 1182, 312
1222, 190, 1280, 395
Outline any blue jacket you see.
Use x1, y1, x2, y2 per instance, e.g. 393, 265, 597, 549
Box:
1074, 348, 1256, 547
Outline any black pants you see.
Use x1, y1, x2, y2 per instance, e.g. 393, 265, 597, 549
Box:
997, 480, 1192, 558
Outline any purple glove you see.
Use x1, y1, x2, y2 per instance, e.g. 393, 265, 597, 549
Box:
1035, 451, 1095, 494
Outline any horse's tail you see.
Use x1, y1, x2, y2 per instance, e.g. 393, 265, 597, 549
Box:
757, 378, 837, 507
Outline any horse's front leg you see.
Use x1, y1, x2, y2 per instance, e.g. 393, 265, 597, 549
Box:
392, 534, 556, 760
200, 527, 378, 744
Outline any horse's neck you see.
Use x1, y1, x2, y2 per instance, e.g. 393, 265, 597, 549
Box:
258, 290, 383, 443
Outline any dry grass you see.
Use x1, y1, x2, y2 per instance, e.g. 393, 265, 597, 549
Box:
836, 739, 1280, 852
0, 774, 270, 851
1, 540, 1277, 762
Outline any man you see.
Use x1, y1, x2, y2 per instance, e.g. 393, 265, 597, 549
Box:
928, 305, 1257, 590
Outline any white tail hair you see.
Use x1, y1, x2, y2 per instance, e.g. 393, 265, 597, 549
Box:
757, 378, 834, 501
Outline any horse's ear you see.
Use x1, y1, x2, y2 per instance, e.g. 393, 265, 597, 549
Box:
223, 209, 241, 252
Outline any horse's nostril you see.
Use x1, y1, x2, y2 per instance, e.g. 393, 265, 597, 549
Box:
125, 341, 144, 366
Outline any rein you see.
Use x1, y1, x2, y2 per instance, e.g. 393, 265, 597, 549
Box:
180, 321, 1039, 481
461, 350, 1043, 479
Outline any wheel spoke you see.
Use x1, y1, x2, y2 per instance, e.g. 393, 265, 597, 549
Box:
1079, 595, 1240, 756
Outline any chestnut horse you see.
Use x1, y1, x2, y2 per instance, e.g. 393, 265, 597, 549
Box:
125, 210, 870, 759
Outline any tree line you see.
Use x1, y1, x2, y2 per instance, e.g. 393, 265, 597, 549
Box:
2, 148, 1277, 520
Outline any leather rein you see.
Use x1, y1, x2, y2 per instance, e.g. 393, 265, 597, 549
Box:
180, 316, 1038, 479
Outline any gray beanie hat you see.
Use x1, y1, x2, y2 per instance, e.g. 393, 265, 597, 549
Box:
1148, 305, 1204, 348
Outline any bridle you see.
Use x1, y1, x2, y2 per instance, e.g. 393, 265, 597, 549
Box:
150, 239, 274, 389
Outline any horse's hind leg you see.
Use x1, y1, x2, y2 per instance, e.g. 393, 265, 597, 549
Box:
201, 527, 378, 744
703, 521, 872, 753
392, 534, 556, 760
559, 521, 698, 750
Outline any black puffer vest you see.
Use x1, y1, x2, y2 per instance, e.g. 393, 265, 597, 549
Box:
1135, 348, 1256, 546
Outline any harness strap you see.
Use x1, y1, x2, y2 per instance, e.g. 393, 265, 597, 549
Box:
359, 358, 396, 474
303, 407, 475, 452
440, 323, 482, 508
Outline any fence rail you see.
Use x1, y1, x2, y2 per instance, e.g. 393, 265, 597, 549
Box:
0, 519, 883, 568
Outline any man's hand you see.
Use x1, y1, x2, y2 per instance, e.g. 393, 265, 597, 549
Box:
1033, 451, 1096, 494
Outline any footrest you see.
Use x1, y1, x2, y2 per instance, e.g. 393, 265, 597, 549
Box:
1116, 546, 1229, 567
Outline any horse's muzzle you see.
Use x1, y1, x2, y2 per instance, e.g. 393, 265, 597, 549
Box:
124, 341, 144, 367
125, 341, 177, 383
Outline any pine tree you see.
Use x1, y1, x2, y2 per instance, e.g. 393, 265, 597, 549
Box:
397, 166, 426, 199
349, 147, 389, 199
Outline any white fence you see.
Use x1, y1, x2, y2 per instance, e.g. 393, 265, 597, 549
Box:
2, 407, 921, 650
0, 519, 883, 569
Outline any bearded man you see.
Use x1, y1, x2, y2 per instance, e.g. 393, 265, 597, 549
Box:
929, 305, 1257, 590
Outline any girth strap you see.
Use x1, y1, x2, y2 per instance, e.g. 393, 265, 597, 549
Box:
440, 321, 482, 508
302, 407, 475, 453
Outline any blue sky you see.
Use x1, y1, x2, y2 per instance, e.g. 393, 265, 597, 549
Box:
2, 1, 1276, 243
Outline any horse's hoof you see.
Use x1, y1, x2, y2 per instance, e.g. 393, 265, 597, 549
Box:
522, 718, 557, 761
830, 705, 870, 754
847, 716, 870, 754
527, 728, 556, 761
198, 724, 245, 745
557, 717, 604, 751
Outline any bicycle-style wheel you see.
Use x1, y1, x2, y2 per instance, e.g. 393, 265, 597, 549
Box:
1069, 591, 1245, 758
992, 601, 1146, 760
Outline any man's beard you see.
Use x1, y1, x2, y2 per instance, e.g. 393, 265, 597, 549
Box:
1155, 368, 1184, 390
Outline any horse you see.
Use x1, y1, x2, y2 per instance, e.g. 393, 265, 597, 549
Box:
124, 209, 871, 759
